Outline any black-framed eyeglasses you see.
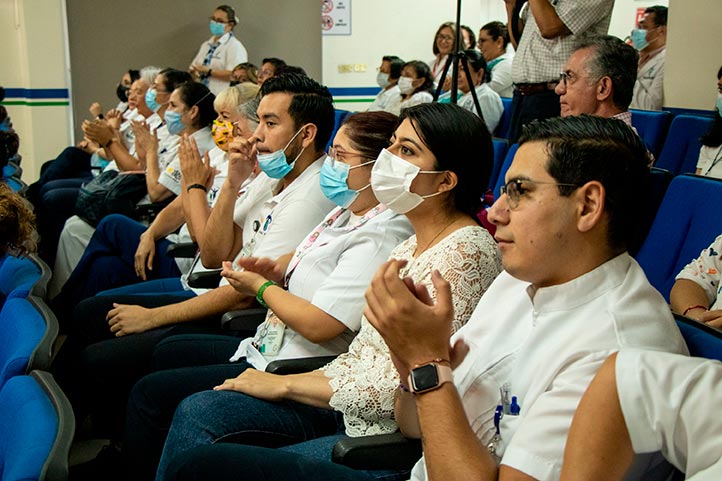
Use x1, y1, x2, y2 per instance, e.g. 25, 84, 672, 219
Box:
436, 34, 454, 42
499, 179, 579, 209
559, 71, 574, 88
209, 16, 229, 23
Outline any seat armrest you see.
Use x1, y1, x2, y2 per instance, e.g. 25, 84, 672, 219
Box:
332, 432, 422, 470
187, 269, 222, 289
166, 242, 198, 258
265, 356, 338, 374
220, 308, 268, 333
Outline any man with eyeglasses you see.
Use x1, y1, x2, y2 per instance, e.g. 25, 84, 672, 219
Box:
504, 0, 614, 143
555, 35, 638, 126
362, 115, 687, 481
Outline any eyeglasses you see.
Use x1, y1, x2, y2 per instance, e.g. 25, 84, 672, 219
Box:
499, 179, 579, 209
209, 17, 229, 23
558, 71, 576, 88
327, 146, 374, 165
436, 34, 454, 42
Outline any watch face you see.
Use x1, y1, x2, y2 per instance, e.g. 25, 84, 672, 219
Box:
411, 364, 440, 392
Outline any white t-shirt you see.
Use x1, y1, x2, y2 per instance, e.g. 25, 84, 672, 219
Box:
395, 91, 433, 115
368, 85, 401, 113
458, 83, 504, 134
487, 52, 514, 99
159, 126, 216, 196
190, 32, 248, 96
617, 349, 722, 481
232, 206, 414, 369
410, 253, 688, 481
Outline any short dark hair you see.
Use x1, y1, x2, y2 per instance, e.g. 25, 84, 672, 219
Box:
573, 34, 639, 111
460, 25, 476, 49
400, 103, 493, 220
463, 49, 490, 83
262, 58, 287, 70
382, 56, 405, 80
128, 69, 140, 83
340, 111, 398, 160
260, 73, 335, 152
403, 61, 434, 95
481, 21, 510, 49
0, 131, 20, 168
215, 5, 238, 26
159, 68, 193, 93
520, 115, 651, 250
645, 5, 668, 26
176, 82, 216, 128
276, 65, 307, 77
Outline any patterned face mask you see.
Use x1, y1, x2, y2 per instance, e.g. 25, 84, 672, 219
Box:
212, 119, 234, 151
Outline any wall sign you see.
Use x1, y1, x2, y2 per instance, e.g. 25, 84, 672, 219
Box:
322, 0, 351, 36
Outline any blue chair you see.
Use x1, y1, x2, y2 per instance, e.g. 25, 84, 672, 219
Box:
492, 143, 519, 201
630, 109, 672, 158
655, 115, 715, 175
0, 371, 74, 481
0, 296, 58, 388
3, 161, 21, 179
675, 314, 722, 361
636, 174, 722, 301
493, 97, 513, 139
326, 109, 354, 151
488, 139, 509, 190
0, 254, 50, 306
3, 176, 27, 196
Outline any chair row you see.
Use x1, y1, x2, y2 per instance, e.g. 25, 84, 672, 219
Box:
0, 370, 74, 481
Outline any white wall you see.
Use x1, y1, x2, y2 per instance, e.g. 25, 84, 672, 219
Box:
0, 0, 73, 183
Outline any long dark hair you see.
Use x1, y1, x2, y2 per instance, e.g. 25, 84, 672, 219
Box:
400, 103, 492, 220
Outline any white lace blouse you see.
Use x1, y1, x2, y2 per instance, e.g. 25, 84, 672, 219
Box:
322, 225, 502, 436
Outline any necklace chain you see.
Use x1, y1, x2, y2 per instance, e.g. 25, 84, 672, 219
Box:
414, 216, 460, 257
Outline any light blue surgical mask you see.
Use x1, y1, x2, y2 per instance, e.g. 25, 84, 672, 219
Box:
145, 88, 162, 113
210, 20, 225, 36
164, 110, 184, 135
717, 94, 722, 117
320, 155, 374, 208
257, 126, 307, 179
630, 29, 649, 51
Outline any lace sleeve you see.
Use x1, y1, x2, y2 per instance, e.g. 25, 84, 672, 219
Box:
323, 226, 502, 436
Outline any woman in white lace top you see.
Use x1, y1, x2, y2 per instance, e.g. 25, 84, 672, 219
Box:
157, 103, 502, 481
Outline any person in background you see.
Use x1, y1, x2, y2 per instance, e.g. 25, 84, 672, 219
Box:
190, 4, 248, 95
368, 55, 404, 113
428, 22, 455, 85
257, 57, 287, 86
395, 61, 434, 115
555, 35, 638, 126
460, 25, 477, 50
505, 0, 614, 142
441, 50, 503, 133
230, 62, 258, 85
478, 21, 514, 98
89, 69, 140, 121
629, 5, 667, 111
0, 182, 37, 258
695, 66, 722, 178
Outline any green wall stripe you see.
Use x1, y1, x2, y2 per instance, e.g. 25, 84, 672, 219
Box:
333, 98, 374, 103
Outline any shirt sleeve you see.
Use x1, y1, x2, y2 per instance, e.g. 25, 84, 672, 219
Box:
501, 350, 615, 481
555, 0, 614, 35
223, 38, 248, 70
158, 158, 182, 196
674, 234, 722, 306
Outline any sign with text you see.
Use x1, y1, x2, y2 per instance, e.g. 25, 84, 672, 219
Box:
322, 0, 351, 36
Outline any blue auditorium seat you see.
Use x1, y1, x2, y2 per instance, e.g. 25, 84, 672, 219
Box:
2, 162, 21, 179
636, 174, 722, 301
326, 109, 354, 151
3, 176, 27, 195
0, 371, 74, 481
630, 109, 672, 158
655, 115, 715, 175
488, 139, 509, 190
494, 97, 513, 139
492, 143, 519, 200
0, 254, 50, 306
675, 314, 722, 361
0, 296, 57, 388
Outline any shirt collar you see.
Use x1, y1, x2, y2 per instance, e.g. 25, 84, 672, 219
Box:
612, 111, 633, 127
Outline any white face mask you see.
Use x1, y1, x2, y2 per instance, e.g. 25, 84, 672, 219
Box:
376, 72, 390, 89
398, 77, 416, 95
371, 148, 443, 214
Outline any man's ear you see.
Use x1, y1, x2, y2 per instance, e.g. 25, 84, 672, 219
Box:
596, 76, 613, 103
576, 180, 605, 233
299, 123, 318, 150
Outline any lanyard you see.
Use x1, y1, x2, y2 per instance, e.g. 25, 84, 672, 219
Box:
284, 204, 388, 286
703, 145, 722, 176
486, 57, 503, 71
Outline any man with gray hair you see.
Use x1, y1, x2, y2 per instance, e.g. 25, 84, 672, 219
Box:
555, 34, 639, 125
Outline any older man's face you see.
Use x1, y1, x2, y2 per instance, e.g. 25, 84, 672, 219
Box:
555, 48, 604, 117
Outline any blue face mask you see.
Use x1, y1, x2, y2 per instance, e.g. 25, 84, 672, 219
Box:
164, 110, 184, 135
210, 20, 225, 36
630, 29, 649, 51
145, 88, 162, 113
320, 156, 374, 208
257, 126, 307, 179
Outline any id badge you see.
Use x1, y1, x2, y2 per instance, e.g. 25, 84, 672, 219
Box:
259, 313, 285, 355
238, 237, 256, 258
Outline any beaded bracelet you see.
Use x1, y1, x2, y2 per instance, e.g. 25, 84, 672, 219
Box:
256, 280, 276, 308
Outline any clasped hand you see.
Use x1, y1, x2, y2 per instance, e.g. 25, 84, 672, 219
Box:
179, 134, 218, 190
220, 256, 285, 297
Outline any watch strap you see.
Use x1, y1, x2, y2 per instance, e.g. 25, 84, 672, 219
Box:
407, 363, 453, 394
